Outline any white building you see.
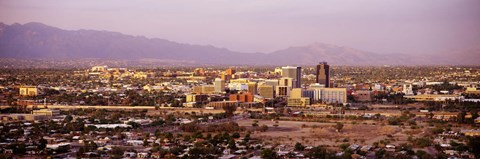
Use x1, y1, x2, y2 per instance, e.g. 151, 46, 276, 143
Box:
214, 78, 225, 93
403, 84, 414, 95
228, 83, 248, 91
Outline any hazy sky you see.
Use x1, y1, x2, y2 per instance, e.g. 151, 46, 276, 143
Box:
1, 0, 479, 54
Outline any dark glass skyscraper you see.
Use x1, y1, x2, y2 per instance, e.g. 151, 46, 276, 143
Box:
316, 62, 330, 87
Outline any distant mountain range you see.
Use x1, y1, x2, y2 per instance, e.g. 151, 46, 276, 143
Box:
0, 22, 478, 66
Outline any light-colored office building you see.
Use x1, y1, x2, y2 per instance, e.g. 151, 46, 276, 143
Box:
247, 82, 258, 95
307, 85, 347, 104
281, 66, 301, 88
214, 78, 225, 93
193, 85, 215, 94
258, 85, 274, 99
276, 86, 291, 97
290, 88, 303, 98
279, 77, 294, 87
287, 97, 311, 107
404, 94, 462, 102
265, 79, 279, 88
32, 109, 60, 116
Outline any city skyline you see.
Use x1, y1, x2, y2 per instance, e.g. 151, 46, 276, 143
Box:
1, 1, 480, 158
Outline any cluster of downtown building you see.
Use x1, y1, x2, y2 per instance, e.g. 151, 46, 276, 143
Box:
189, 62, 346, 108
6, 63, 480, 112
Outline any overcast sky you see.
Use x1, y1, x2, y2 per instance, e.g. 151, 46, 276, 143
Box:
1, 0, 479, 54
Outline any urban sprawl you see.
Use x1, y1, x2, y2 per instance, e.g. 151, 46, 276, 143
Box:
1, 63, 480, 159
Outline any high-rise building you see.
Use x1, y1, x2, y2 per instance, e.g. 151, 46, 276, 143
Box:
316, 62, 330, 88
247, 82, 258, 95
282, 66, 301, 88
279, 77, 294, 87
276, 86, 291, 97
265, 79, 279, 88
214, 78, 225, 93
258, 85, 274, 99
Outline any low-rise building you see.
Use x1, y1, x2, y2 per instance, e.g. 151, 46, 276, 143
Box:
32, 109, 60, 116
205, 101, 239, 109
404, 94, 462, 102
193, 85, 215, 94
461, 129, 480, 136
287, 97, 310, 107
355, 90, 373, 102
19, 86, 38, 96
230, 92, 253, 103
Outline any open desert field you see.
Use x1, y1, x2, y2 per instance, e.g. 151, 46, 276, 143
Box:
237, 119, 409, 148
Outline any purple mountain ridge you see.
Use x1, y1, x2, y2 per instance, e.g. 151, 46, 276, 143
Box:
0, 22, 477, 65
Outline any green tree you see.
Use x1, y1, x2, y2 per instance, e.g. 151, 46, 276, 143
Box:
244, 133, 251, 142
294, 142, 304, 151
412, 137, 432, 148
232, 132, 240, 139
260, 125, 269, 132
416, 150, 433, 159
64, 115, 73, 122
39, 138, 48, 150
223, 105, 237, 117
14, 143, 26, 154
261, 148, 278, 159
470, 110, 478, 124
228, 139, 237, 150
458, 111, 467, 123
109, 147, 125, 159
467, 136, 480, 158
306, 146, 333, 159
143, 138, 149, 146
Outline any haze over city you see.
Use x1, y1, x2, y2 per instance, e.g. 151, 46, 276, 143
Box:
1, 0, 480, 55
1, 1, 480, 159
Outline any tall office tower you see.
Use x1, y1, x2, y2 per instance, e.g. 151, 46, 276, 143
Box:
214, 78, 225, 93
279, 77, 294, 87
247, 82, 258, 95
316, 62, 330, 88
258, 85, 274, 98
276, 86, 291, 97
265, 79, 279, 88
282, 66, 302, 88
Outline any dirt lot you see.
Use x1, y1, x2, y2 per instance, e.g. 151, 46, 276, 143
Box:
237, 119, 406, 148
